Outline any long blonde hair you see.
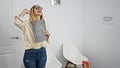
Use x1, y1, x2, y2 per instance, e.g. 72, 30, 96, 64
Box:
29, 5, 44, 23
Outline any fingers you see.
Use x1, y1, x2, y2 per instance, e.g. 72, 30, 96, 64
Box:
24, 9, 30, 14
43, 30, 50, 37
43, 30, 48, 35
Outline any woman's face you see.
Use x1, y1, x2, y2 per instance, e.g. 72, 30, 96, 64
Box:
33, 5, 43, 16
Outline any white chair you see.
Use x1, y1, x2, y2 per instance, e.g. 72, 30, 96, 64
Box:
63, 43, 90, 68
45, 47, 62, 68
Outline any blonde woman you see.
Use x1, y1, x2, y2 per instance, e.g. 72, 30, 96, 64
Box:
14, 5, 50, 68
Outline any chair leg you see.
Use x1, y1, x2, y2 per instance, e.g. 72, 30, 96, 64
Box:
82, 64, 84, 68
87, 62, 90, 68
74, 64, 77, 68
65, 61, 70, 68
86, 61, 90, 68
65, 61, 77, 68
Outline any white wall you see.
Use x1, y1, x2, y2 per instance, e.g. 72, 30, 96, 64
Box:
82, 0, 120, 68
13, 0, 120, 68
10, 0, 120, 68
13, 0, 83, 68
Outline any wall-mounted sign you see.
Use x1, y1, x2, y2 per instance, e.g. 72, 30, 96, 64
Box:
51, 0, 61, 6
103, 16, 114, 25
104, 17, 113, 21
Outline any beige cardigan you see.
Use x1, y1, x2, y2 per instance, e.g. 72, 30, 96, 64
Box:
14, 16, 48, 49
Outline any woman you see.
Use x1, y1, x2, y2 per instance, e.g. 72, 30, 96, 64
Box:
14, 5, 50, 68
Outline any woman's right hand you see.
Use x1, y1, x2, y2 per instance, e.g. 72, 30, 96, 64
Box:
23, 9, 30, 14
18, 9, 30, 17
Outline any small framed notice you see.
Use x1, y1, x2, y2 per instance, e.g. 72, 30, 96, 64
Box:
51, 0, 61, 6
103, 16, 114, 25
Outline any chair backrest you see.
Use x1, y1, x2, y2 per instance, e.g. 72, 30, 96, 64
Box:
63, 43, 80, 60
63, 43, 88, 64
45, 47, 62, 68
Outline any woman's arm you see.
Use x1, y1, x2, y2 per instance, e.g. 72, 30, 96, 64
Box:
43, 30, 50, 43
18, 9, 29, 17
14, 9, 29, 31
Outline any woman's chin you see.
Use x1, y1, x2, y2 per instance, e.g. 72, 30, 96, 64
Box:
35, 14, 42, 16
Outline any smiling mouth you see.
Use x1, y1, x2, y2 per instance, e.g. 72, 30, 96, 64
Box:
37, 11, 41, 13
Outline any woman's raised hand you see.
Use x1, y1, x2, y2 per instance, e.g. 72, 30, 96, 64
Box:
18, 9, 30, 17
23, 9, 30, 14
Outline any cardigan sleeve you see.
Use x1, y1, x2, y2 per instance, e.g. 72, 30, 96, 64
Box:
44, 20, 51, 43
14, 16, 25, 31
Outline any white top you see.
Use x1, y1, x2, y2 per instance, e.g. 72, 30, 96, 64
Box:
14, 16, 49, 49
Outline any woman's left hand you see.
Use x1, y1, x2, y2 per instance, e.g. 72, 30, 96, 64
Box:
43, 30, 50, 37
